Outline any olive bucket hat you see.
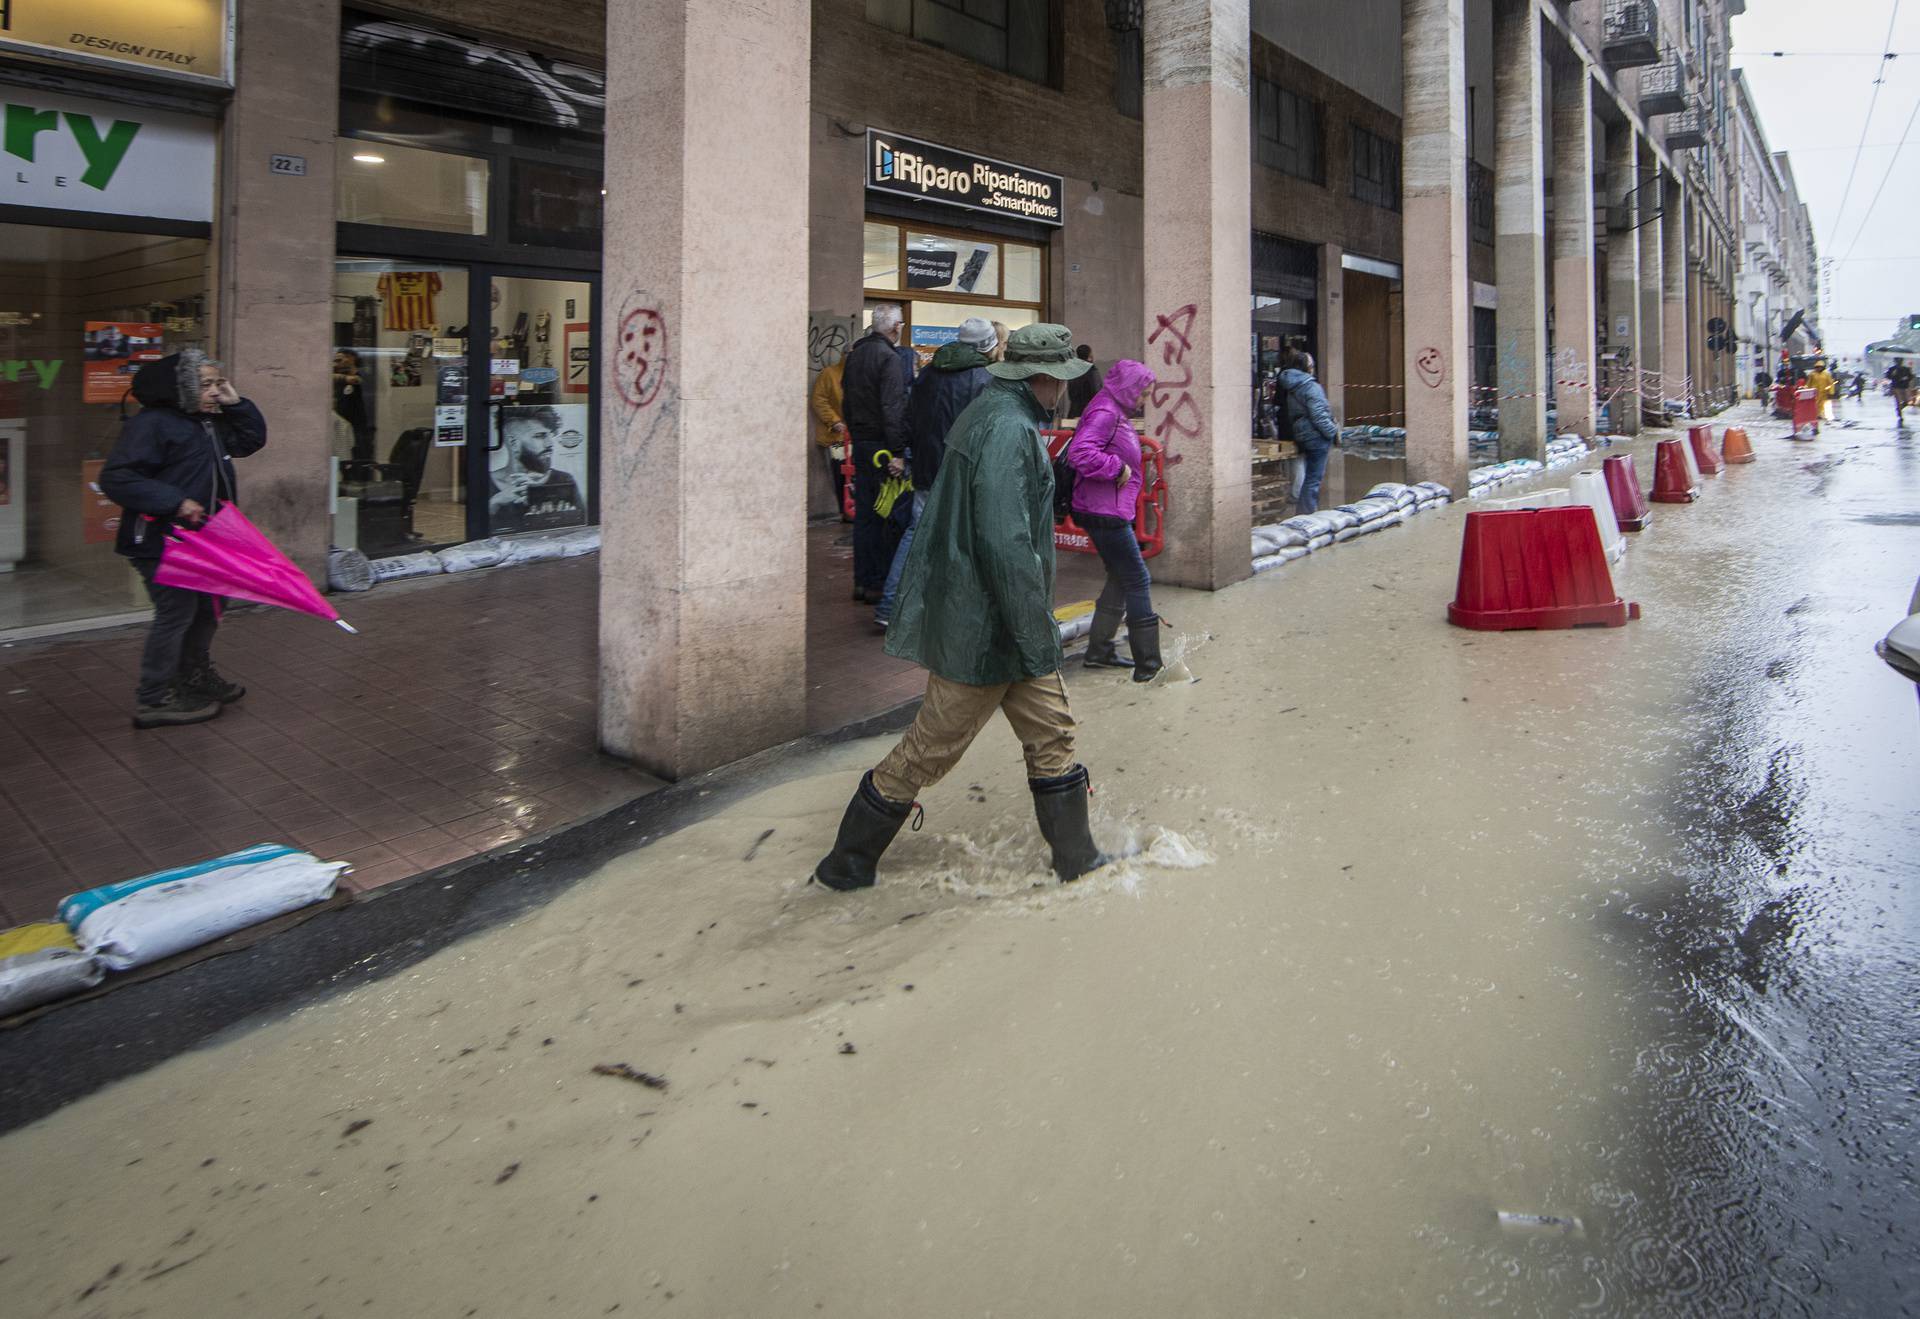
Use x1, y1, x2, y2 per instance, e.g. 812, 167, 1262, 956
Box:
987, 323, 1094, 381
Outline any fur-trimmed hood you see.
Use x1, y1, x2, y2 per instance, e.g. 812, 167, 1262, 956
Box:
129, 349, 212, 413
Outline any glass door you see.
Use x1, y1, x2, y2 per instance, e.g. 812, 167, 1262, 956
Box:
478, 273, 595, 537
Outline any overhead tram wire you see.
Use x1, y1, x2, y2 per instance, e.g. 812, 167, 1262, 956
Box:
1826, 0, 1905, 253
1836, 82, 1920, 266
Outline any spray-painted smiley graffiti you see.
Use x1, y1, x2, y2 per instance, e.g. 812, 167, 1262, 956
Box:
616, 307, 668, 409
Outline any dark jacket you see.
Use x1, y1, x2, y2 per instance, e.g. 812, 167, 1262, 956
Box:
98, 351, 268, 560
1065, 360, 1103, 419
841, 331, 908, 451
1277, 367, 1338, 449
905, 341, 992, 489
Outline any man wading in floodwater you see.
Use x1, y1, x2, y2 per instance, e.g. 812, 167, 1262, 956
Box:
813, 324, 1112, 891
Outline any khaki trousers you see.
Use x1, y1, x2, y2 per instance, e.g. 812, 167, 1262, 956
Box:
871, 671, 1077, 803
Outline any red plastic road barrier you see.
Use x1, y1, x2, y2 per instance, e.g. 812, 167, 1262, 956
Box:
1447, 507, 1641, 630
1772, 383, 1795, 419
1721, 427, 1755, 464
1650, 438, 1700, 504
1688, 425, 1726, 475
1042, 429, 1167, 560
1603, 453, 1652, 531
1791, 388, 1819, 440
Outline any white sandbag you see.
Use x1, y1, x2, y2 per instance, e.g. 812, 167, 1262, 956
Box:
1305, 534, 1333, 552
327, 548, 375, 592
1058, 614, 1092, 643
1252, 523, 1308, 550
1322, 508, 1360, 532
0, 947, 104, 1016
1333, 526, 1362, 542
66, 848, 346, 972
437, 537, 509, 573
1413, 481, 1453, 501
1252, 545, 1311, 573
369, 551, 443, 582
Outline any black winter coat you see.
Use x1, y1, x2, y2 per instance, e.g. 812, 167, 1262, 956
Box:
841, 331, 908, 450
905, 343, 992, 489
98, 353, 268, 559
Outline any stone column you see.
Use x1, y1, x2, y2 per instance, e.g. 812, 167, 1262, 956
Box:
1604, 122, 1641, 435
1142, 0, 1252, 589
1401, 0, 1472, 493
218, 0, 340, 576
1549, 61, 1596, 438
1637, 143, 1664, 422
1491, 0, 1546, 461
1662, 174, 1689, 414
1319, 242, 1345, 426
598, 0, 810, 778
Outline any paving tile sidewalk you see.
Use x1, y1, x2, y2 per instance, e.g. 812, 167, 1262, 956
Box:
0, 524, 1112, 926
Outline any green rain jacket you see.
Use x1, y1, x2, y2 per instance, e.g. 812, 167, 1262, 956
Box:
883, 378, 1063, 685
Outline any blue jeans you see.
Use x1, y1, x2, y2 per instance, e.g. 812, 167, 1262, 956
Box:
1295, 442, 1332, 515
875, 489, 928, 623
1086, 521, 1154, 625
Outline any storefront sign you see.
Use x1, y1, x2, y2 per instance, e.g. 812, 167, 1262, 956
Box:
82, 321, 165, 405
3, 88, 215, 222
866, 129, 1063, 227
0, 0, 232, 86
905, 249, 959, 288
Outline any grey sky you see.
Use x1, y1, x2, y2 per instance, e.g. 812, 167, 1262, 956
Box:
1735, 0, 1920, 355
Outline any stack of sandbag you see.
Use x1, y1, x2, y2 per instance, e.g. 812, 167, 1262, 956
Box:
1467, 458, 1546, 497
437, 537, 510, 573
1335, 497, 1406, 537
1412, 481, 1453, 510
60, 843, 347, 973
0, 923, 103, 1017
1544, 434, 1589, 470
498, 527, 601, 565
369, 550, 444, 582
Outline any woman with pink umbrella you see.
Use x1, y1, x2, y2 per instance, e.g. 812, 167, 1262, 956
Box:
99, 350, 267, 729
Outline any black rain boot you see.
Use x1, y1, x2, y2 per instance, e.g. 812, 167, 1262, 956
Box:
1127, 616, 1164, 684
1082, 604, 1132, 670
1030, 765, 1109, 883
132, 687, 221, 730
180, 660, 246, 705
812, 771, 917, 891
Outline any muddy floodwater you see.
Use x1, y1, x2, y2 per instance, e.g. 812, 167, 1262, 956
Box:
1, 404, 1915, 1317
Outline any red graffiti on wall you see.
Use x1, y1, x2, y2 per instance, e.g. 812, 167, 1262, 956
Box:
1146, 303, 1201, 453
1414, 346, 1446, 389
616, 307, 669, 409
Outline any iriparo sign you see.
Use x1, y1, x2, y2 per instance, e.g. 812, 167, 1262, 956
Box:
3, 88, 215, 223
865, 129, 1064, 227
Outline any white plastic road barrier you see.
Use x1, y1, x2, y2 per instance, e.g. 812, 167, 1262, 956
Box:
61, 844, 347, 972
1679, 435, 1704, 489
1481, 487, 1572, 512
1568, 469, 1626, 565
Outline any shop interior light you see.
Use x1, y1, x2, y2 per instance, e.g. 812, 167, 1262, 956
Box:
352, 153, 386, 164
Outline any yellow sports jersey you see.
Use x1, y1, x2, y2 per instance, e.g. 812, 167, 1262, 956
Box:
376, 271, 443, 331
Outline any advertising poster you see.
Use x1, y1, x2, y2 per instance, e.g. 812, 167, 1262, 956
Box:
436, 363, 468, 406
81, 458, 121, 543
488, 402, 589, 533
83, 322, 165, 405
433, 404, 467, 448
565, 323, 591, 395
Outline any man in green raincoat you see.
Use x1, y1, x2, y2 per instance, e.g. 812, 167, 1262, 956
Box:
813, 324, 1110, 891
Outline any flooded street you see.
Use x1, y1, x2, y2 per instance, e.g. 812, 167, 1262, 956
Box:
1, 403, 1914, 1317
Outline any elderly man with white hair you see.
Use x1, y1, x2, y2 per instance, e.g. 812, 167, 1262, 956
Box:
874, 315, 998, 630
840, 303, 912, 603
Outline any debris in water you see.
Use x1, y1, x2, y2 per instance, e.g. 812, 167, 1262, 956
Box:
1496, 1211, 1584, 1236
743, 828, 775, 861
494, 1163, 520, 1185
839, 1043, 857, 1055
592, 1064, 669, 1090
342, 1118, 373, 1138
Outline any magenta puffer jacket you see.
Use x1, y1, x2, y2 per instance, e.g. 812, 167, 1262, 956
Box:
1066, 359, 1155, 521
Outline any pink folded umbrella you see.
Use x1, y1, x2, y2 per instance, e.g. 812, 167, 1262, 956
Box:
152, 505, 358, 633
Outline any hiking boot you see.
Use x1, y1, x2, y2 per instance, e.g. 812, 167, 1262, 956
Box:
812, 771, 917, 891
1030, 765, 1109, 883
1127, 616, 1164, 683
180, 661, 246, 705
1082, 605, 1132, 671
132, 689, 221, 730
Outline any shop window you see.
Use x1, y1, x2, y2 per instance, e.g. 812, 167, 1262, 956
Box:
337, 139, 489, 236
1351, 125, 1401, 212
866, 0, 1059, 88
1002, 243, 1044, 304
1254, 78, 1324, 185
864, 222, 902, 290
509, 160, 602, 250
905, 231, 1000, 298
0, 225, 210, 632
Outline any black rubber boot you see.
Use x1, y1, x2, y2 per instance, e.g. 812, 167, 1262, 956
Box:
812, 771, 916, 891
1082, 605, 1132, 670
1030, 765, 1109, 883
1127, 617, 1164, 684
180, 661, 246, 705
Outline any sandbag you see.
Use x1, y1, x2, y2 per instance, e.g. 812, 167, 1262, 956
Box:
62, 845, 346, 973
326, 548, 375, 593
369, 551, 443, 582
0, 922, 102, 1016
437, 537, 509, 573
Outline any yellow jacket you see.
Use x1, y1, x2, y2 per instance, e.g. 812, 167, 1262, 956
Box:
1805, 368, 1836, 400
810, 359, 846, 448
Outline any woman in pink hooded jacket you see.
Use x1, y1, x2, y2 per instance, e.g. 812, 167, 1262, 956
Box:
1065, 358, 1161, 681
